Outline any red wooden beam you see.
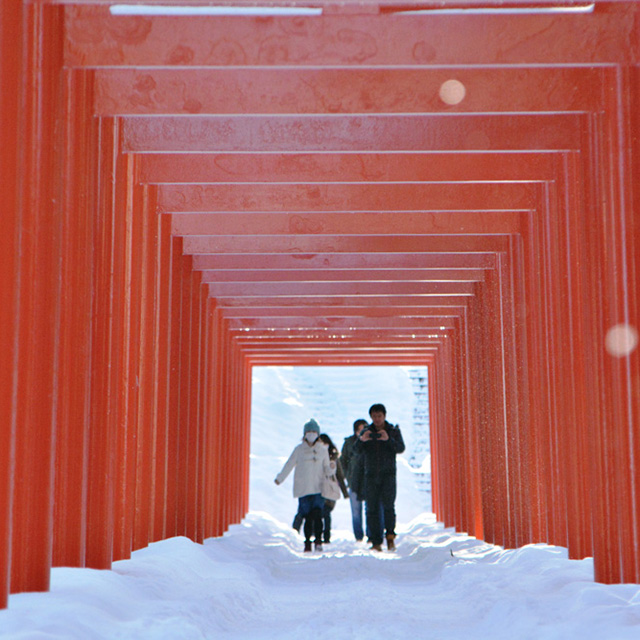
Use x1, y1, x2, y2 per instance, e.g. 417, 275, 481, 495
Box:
226, 317, 457, 329
219, 305, 466, 317
193, 252, 497, 270
231, 329, 446, 340
171, 211, 525, 236
159, 182, 538, 213
94, 67, 603, 116
184, 235, 513, 255
123, 113, 581, 153
213, 294, 474, 307
246, 355, 434, 365
208, 281, 476, 297
199, 268, 486, 283
140, 152, 562, 184
64, 6, 640, 67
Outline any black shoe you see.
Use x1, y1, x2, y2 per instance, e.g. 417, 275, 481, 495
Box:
304, 541, 312, 552
323, 538, 331, 544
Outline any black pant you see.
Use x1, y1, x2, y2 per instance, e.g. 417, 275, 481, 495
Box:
364, 474, 397, 546
303, 507, 323, 543
322, 499, 336, 542
298, 494, 324, 543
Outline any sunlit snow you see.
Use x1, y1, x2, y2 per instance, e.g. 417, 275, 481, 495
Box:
1, 366, 639, 639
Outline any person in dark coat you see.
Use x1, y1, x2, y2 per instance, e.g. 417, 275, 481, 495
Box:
341, 418, 368, 541
356, 403, 405, 551
318, 433, 349, 543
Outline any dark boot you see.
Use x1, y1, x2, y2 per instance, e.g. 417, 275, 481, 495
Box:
386, 534, 396, 551
314, 541, 323, 552
304, 540, 312, 552
310, 507, 323, 544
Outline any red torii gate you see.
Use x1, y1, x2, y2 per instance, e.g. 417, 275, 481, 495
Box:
1, 0, 639, 609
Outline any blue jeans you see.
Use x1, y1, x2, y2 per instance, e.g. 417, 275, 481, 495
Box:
298, 494, 324, 543
348, 489, 364, 541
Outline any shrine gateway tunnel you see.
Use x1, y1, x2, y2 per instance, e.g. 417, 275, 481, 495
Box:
2, 0, 640, 608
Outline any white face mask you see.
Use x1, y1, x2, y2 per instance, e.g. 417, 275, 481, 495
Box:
304, 432, 318, 444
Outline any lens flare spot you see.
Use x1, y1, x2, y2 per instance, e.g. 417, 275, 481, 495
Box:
439, 79, 466, 105
605, 323, 639, 357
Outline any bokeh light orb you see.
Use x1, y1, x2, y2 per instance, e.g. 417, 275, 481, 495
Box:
605, 323, 639, 357
439, 79, 466, 105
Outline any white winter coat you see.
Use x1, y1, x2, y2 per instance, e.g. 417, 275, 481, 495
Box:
276, 439, 334, 498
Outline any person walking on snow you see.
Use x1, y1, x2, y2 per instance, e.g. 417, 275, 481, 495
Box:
318, 433, 349, 544
356, 403, 405, 551
275, 419, 333, 552
341, 418, 368, 541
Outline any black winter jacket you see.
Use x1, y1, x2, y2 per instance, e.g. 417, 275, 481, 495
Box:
341, 434, 365, 498
356, 421, 405, 479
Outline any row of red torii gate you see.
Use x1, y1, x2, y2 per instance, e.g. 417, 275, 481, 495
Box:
1, 0, 640, 609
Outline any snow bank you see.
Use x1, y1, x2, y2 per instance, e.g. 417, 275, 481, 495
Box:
1, 365, 639, 639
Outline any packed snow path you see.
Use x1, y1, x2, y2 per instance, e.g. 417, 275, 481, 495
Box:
2, 512, 640, 639
3, 367, 640, 638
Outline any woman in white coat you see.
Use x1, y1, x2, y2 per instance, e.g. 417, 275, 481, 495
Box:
275, 419, 332, 552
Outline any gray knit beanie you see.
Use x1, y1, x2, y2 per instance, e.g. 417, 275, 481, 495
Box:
303, 419, 320, 435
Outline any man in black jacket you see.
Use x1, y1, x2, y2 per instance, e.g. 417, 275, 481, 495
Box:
356, 403, 405, 551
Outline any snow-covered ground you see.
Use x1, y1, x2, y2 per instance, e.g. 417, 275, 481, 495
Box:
1, 366, 640, 639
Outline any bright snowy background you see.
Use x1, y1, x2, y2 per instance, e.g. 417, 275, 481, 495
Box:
1, 365, 640, 639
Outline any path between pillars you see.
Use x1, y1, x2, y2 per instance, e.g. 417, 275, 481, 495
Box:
2, 511, 640, 639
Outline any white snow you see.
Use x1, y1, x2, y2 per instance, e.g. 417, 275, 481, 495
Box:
1, 365, 640, 639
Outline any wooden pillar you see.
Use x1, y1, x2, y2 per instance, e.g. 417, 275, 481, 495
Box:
164, 237, 185, 539
204, 305, 223, 539
52, 68, 97, 569
85, 117, 119, 570
151, 211, 173, 543
590, 68, 640, 583
112, 150, 139, 564
0, 0, 23, 609
133, 186, 161, 552
10, 2, 64, 594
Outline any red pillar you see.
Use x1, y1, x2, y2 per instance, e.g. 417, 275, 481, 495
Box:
112, 151, 139, 564
205, 305, 224, 538
0, 0, 23, 609
52, 68, 97, 569
85, 117, 120, 570
10, 2, 64, 594
151, 211, 173, 543
133, 186, 160, 552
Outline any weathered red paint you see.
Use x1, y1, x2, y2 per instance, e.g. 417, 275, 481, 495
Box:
62, 5, 640, 67
94, 67, 604, 117
0, 0, 639, 606
0, 0, 23, 611
53, 68, 97, 570
140, 152, 558, 184
10, 2, 65, 595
